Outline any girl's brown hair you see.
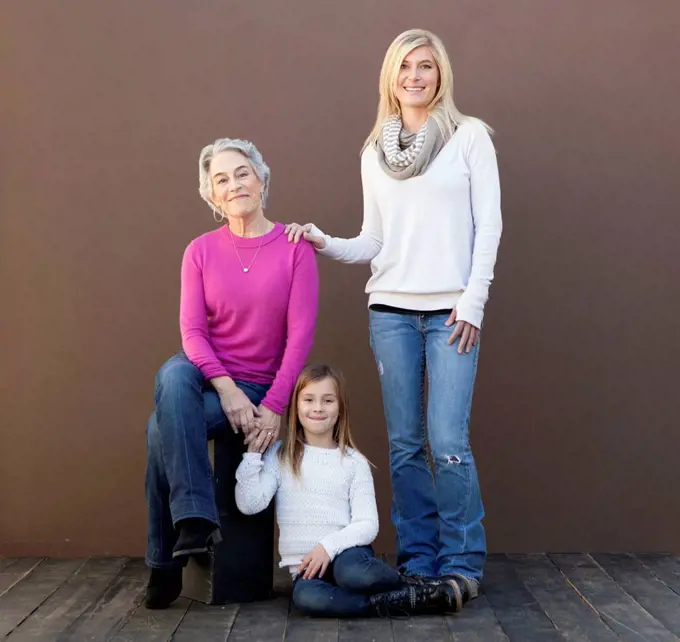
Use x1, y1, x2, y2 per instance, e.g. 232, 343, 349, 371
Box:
278, 364, 362, 477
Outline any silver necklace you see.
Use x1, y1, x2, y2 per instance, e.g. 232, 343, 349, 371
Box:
228, 223, 269, 273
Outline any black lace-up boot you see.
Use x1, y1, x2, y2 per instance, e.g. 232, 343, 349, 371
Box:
426, 572, 479, 606
369, 582, 463, 616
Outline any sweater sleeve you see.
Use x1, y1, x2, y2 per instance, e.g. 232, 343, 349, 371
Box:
261, 241, 319, 415
311, 150, 383, 264
235, 445, 282, 515
454, 122, 503, 328
179, 240, 230, 380
318, 456, 379, 561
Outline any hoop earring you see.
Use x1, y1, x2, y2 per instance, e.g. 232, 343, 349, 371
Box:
212, 208, 225, 224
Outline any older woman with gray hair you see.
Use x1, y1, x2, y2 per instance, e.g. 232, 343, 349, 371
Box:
144, 138, 319, 609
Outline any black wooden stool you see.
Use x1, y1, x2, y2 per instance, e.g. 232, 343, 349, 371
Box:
181, 434, 275, 604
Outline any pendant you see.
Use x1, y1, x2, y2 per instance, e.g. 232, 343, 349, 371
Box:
243, 268, 249, 273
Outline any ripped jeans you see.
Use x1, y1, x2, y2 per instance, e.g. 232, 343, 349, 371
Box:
369, 309, 486, 582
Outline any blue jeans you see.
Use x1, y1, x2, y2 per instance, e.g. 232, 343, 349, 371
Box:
292, 546, 403, 617
369, 310, 486, 582
145, 351, 269, 568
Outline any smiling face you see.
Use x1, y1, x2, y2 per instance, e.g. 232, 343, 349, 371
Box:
394, 45, 440, 112
209, 150, 264, 219
297, 377, 340, 442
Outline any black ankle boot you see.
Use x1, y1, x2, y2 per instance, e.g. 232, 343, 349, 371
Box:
172, 518, 223, 560
435, 573, 479, 605
369, 583, 463, 616
144, 567, 183, 609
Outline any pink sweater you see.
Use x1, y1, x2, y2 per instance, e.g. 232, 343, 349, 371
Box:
180, 222, 319, 415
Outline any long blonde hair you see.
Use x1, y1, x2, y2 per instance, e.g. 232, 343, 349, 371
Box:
363, 28, 492, 152
278, 364, 363, 477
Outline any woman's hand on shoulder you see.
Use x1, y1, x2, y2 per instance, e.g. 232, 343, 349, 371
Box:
285, 222, 326, 250
445, 308, 480, 355
244, 404, 281, 453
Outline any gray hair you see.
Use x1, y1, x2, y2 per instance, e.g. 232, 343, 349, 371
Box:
198, 138, 271, 209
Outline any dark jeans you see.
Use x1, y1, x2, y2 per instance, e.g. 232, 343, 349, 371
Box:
145, 351, 269, 568
292, 546, 403, 617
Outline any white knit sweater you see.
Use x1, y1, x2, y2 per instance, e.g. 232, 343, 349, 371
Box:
311, 119, 502, 329
235, 443, 379, 576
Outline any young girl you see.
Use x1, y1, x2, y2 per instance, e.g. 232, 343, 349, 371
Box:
235, 364, 464, 617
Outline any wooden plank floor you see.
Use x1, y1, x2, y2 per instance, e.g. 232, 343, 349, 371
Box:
1, 554, 679, 641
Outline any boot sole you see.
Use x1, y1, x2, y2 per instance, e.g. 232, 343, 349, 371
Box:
442, 580, 463, 613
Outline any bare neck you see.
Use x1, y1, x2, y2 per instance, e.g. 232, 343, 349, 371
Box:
227, 210, 271, 237
304, 431, 337, 449
400, 106, 429, 134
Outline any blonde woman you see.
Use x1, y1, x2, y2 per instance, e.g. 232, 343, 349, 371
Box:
286, 29, 502, 605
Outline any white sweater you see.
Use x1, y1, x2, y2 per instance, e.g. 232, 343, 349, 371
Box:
235, 443, 379, 576
312, 119, 502, 328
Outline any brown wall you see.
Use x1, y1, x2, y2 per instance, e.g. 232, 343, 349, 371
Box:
2, 0, 679, 557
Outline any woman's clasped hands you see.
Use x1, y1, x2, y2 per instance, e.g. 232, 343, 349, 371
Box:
213, 378, 280, 453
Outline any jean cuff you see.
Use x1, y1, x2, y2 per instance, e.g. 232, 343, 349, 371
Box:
145, 556, 184, 570
400, 563, 437, 578
170, 509, 220, 528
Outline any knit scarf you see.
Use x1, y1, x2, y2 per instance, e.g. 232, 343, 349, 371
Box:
376, 112, 447, 180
